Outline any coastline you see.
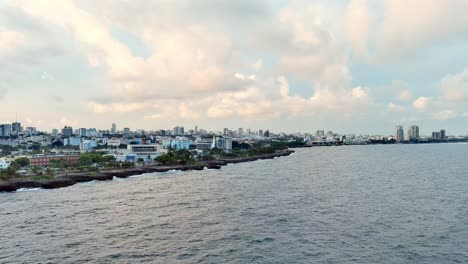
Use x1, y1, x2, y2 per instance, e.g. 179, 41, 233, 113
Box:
0, 150, 294, 193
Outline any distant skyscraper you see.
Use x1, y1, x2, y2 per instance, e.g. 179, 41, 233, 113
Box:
0, 124, 12, 137
440, 129, 446, 140
12, 122, 21, 134
62, 126, 73, 137
123, 128, 131, 135
395, 125, 404, 142
223, 128, 229, 136
263, 130, 270, 138
79, 128, 87, 137
259, 130, 263, 137
51, 129, 58, 136
194, 125, 198, 134
111, 123, 117, 134
408, 125, 419, 140
432, 129, 446, 140
316, 130, 325, 137
238, 128, 244, 136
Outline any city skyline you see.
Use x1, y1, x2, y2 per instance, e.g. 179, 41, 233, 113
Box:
2, 1, 468, 133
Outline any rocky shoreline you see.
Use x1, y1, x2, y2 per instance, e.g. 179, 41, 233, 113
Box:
0, 150, 294, 193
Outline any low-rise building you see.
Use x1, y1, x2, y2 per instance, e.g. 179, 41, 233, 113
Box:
126, 144, 159, 161
30, 155, 80, 167
0, 158, 11, 169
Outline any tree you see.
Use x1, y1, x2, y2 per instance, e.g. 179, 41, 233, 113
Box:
14, 157, 30, 167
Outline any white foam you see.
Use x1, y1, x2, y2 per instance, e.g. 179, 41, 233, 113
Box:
16, 188, 42, 192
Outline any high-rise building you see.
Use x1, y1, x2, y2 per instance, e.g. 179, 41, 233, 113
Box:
440, 129, 446, 140
123, 128, 131, 135
316, 130, 325, 137
111, 123, 117, 134
223, 128, 229, 136
194, 126, 198, 134
408, 125, 419, 140
12, 122, 21, 134
259, 130, 263, 137
62, 126, 73, 137
263, 130, 270, 138
0, 124, 12, 137
432, 129, 446, 140
79, 128, 87, 137
395, 125, 404, 142
51, 129, 59, 137
238, 128, 244, 136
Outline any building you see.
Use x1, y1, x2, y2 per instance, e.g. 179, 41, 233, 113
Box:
432, 129, 446, 140
63, 137, 81, 146
316, 130, 325, 137
263, 130, 270, 138
0, 124, 12, 137
408, 125, 419, 140
12, 122, 21, 134
111, 123, 117, 134
172, 126, 184, 135
0, 158, 11, 169
79, 128, 87, 137
211, 136, 233, 150
123, 128, 131, 135
80, 140, 98, 151
395, 125, 404, 142
126, 144, 159, 161
164, 138, 194, 150
62, 126, 73, 137
30, 155, 80, 167
238, 128, 244, 136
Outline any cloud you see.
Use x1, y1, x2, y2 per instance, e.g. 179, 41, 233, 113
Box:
399, 90, 413, 102
344, 0, 468, 61
388, 102, 405, 112
60, 116, 79, 127
344, 0, 373, 60
440, 68, 468, 102
433, 110, 457, 120
412, 97, 430, 111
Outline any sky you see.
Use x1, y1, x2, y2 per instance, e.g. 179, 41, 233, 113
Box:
1, 0, 468, 135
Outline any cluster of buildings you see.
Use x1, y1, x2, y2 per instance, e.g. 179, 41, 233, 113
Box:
0, 122, 273, 168
394, 125, 447, 142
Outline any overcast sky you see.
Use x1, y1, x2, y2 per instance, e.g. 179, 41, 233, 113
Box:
1, 0, 468, 135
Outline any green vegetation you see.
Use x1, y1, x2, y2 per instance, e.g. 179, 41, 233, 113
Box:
32, 175, 54, 181
155, 150, 197, 165
15, 157, 31, 167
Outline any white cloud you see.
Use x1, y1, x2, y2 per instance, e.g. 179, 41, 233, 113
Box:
399, 90, 413, 102
440, 68, 468, 102
388, 102, 405, 112
344, 0, 373, 60
412, 97, 430, 111
433, 110, 457, 120
345, 0, 468, 61
0, 28, 25, 59
60, 116, 78, 127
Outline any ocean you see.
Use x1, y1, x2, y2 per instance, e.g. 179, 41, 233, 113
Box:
1, 144, 468, 263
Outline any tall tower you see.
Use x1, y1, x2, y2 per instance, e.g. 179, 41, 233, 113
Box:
395, 125, 404, 142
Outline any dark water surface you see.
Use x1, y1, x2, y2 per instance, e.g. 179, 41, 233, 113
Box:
1, 144, 468, 263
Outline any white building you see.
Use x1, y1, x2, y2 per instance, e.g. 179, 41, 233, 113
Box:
164, 138, 194, 150
126, 144, 159, 162
211, 136, 233, 150
0, 158, 11, 169
63, 137, 82, 146
107, 138, 122, 147
80, 140, 98, 151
